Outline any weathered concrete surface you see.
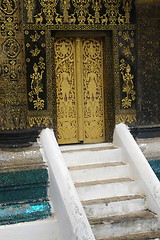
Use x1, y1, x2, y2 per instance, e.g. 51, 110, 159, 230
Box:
136, 137, 160, 160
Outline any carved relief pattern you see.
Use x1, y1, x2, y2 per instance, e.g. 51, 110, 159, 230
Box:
0, 0, 17, 15
82, 38, 105, 141
118, 30, 136, 109
113, 30, 136, 124
54, 38, 78, 143
24, 30, 47, 111
0, 0, 28, 130
23, 0, 135, 26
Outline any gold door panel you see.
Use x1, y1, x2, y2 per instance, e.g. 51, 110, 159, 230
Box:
54, 37, 105, 144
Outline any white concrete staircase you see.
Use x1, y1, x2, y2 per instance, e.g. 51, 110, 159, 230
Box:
61, 143, 160, 240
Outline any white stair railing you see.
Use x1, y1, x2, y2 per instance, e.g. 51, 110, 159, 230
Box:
113, 123, 160, 227
40, 128, 95, 240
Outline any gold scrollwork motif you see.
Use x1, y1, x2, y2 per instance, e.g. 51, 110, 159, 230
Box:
0, 0, 17, 15
82, 38, 105, 141
104, 0, 121, 25
36, 0, 134, 26
3, 60, 21, 81
30, 45, 41, 56
116, 113, 136, 123
28, 60, 45, 110
2, 38, 20, 58
54, 38, 78, 143
24, 0, 35, 23
0, 17, 19, 37
30, 31, 41, 42
40, 0, 58, 24
72, 0, 90, 24
60, 0, 70, 23
122, 0, 132, 24
120, 59, 135, 109
28, 116, 52, 127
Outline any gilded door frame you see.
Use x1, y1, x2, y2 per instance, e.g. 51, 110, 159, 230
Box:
51, 30, 115, 143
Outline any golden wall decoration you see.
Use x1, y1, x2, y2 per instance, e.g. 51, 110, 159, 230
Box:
28, 62, 44, 110
0, 0, 28, 131
0, 0, 17, 15
120, 59, 135, 108
54, 37, 105, 144
23, 0, 135, 27
0, 0, 136, 134
26, 30, 54, 128
82, 38, 105, 143
24, 0, 35, 23
54, 37, 78, 143
116, 113, 136, 124
113, 30, 136, 124
24, 30, 47, 112
118, 30, 136, 110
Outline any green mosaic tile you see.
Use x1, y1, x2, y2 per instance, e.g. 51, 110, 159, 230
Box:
149, 159, 160, 181
0, 200, 52, 225
0, 184, 48, 204
0, 169, 48, 187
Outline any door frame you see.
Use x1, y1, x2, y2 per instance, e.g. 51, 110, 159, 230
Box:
51, 30, 115, 143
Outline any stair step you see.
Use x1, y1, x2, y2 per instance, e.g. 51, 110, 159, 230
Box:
69, 162, 126, 171
82, 195, 147, 218
97, 230, 160, 240
90, 211, 158, 239
75, 178, 134, 187
63, 147, 122, 167
69, 162, 131, 183
76, 178, 141, 201
82, 194, 146, 205
60, 143, 114, 152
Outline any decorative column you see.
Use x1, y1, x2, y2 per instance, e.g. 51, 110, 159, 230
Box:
0, 0, 36, 147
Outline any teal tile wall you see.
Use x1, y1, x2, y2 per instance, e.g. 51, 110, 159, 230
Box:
0, 200, 52, 225
149, 159, 160, 180
0, 167, 52, 224
0, 169, 49, 203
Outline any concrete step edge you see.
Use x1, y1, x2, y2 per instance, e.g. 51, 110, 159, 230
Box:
96, 230, 160, 240
81, 194, 146, 206
89, 210, 157, 225
75, 178, 134, 187
68, 162, 127, 171
60, 143, 116, 152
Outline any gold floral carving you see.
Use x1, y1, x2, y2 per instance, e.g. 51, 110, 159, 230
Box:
30, 45, 41, 56
0, 0, 28, 130
120, 59, 135, 109
40, 0, 58, 24
2, 38, 20, 58
116, 113, 136, 124
28, 116, 52, 127
33, 0, 134, 26
24, 0, 35, 23
0, 0, 17, 15
28, 61, 45, 110
82, 38, 105, 142
113, 30, 136, 125
30, 31, 41, 42
54, 37, 105, 144
1, 16, 18, 36
54, 38, 78, 143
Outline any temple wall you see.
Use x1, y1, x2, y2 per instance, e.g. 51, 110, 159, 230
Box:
0, 0, 160, 146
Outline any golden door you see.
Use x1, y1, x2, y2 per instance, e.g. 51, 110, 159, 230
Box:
54, 37, 105, 144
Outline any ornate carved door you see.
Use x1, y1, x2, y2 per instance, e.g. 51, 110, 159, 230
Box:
54, 37, 105, 144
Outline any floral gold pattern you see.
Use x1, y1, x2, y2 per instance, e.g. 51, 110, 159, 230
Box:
29, 62, 45, 110
120, 60, 135, 108
54, 37, 105, 144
